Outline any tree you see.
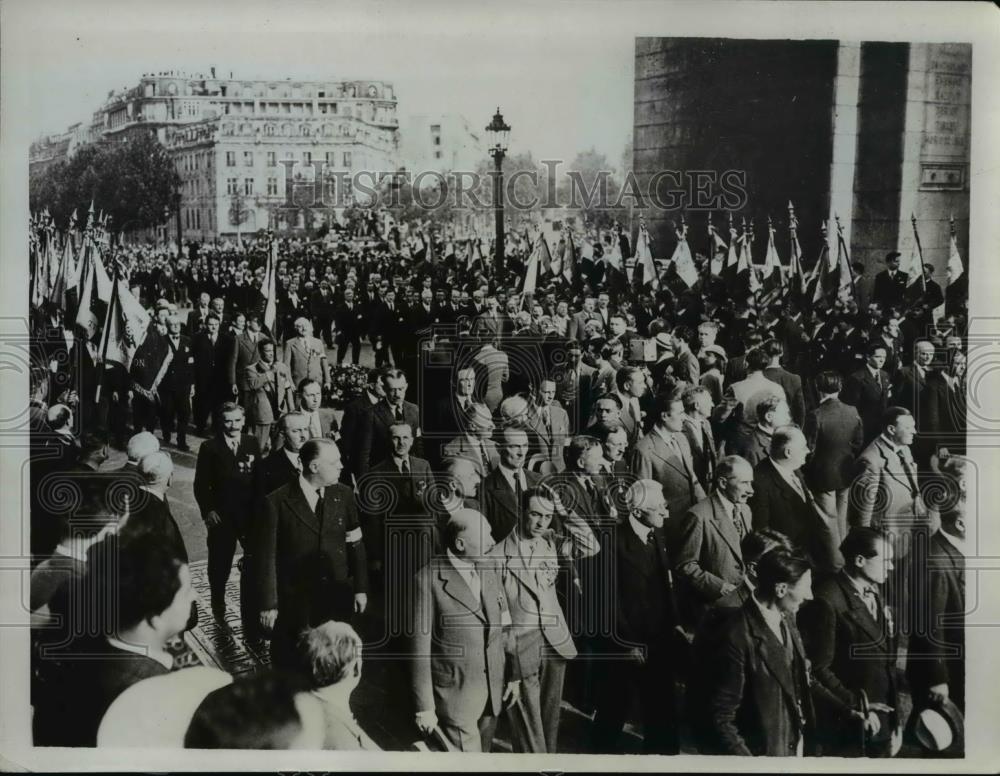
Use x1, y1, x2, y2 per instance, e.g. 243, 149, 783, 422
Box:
29, 132, 181, 234
558, 148, 626, 230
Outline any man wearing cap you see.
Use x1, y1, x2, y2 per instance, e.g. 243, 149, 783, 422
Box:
873, 251, 908, 313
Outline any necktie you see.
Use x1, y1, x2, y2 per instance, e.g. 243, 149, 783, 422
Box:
479, 441, 489, 469
788, 471, 806, 502
732, 504, 746, 541
541, 407, 551, 432
861, 587, 879, 621
466, 565, 481, 603
394, 405, 404, 423
229, 438, 239, 456
513, 469, 524, 506
897, 449, 918, 496
314, 487, 325, 522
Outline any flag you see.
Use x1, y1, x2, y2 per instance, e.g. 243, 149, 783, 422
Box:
736, 227, 761, 297
947, 224, 964, 285
722, 220, 740, 292
809, 224, 835, 305
561, 232, 576, 285
98, 276, 151, 371
75, 236, 114, 328
633, 222, 658, 289
904, 215, 927, 307
605, 233, 623, 272
709, 222, 727, 277
668, 224, 699, 288
522, 237, 541, 295
787, 202, 805, 299
262, 239, 278, 334
759, 220, 782, 306
833, 219, 855, 304
468, 237, 485, 272
580, 237, 595, 262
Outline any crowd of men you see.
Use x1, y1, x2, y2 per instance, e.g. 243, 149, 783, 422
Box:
27, 216, 968, 757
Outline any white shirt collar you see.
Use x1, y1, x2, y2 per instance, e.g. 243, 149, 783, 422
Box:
284, 447, 302, 471
845, 571, 876, 599
938, 529, 966, 556
53, 542, 88, 562
298, 475, 323, 510
499, 464, 525, 491
447, 548, 477, 576
139, 486, 165, 502
106, 636, 174, 670
750, 592, 785, 643
628, 514, 653, 544
716, 490, 736, 515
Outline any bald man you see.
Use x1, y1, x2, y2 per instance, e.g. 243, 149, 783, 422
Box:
123, 431, 160, 473
410, 508, 521, 752
592, 479, 681, 754
118, 451, 188, 563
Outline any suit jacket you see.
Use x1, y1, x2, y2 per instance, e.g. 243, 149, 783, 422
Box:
725, 373, 786, 427
357, 400, 422, 476
480, 467, 543, 542
254, 446, 300, 501
557, 472, 617, 526
847, 437, 925, 558
673, 349, 701, 386
840, 367, 891, 443
892, 364, 928, 415
32, 644, 168, 747
553, 362, 598, 432
283, 335, 331, 387
567, 310, 599, 341
749, 459, 842, 574
192, 331, 228, 391
526, 403, 570, 472
255, 480, 368, 628
160, 335, 195, 392
339, 392, 380, 476
314, 693, 381, 750
798, 571, 897, 755
673, 493, 750, 623
234, 331, 263, 391
410, 555, 520, 725
905, 529, 965, 709
488, 511, 599, 678
193, 434, 261, 530
763, 366, 805, 426
243, 359, 294, 425
682, 415, 718, 490
726, 424, 772, 469
611, 523, 679, 650
117, 490, 188, 563
704, 599, 817, 756
632, 429, 707, 519
186, 307, 210, 337
442, 435, 500, 478
873, 269, 909, 314
334, 302, 367, 339
802, 398, 864, 492
359, 456, 435, 566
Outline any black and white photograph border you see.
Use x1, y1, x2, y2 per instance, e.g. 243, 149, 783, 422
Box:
1, 0, 999, 772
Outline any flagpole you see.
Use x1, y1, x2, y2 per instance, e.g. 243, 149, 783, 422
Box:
911, 213, 926, 294
835, 213, 857, 301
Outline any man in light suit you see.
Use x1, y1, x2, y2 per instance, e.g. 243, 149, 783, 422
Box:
410, 509, 522, 752
283, 317, 332, 398
490, 485, 599, 753
803, 371, 864, 547
848, 407, 927, 634
670, 325, 701, 386
442, 402, 500, 479
356, 368, 422, 477
233, 314, 265, 406
567, 297, 599, 341
632, 387, 707, 520
255, 439, 368, 668
527, 380, 571, 472
726, 395, 791, 469
721, 347, 786, 433
480, 427, 543, 543
681, 385, 718, 491
297, 378, 338, 442
244, 339, 295, 453
673, 455, 754, 628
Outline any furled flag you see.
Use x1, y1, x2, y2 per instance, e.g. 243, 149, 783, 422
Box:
75, 234, 114, 329
561, 231, 577, 286
605, 232, 623, 272
904, 214, 927, 307
722, 216, 740, 292
468, 236, 485, 272
580, 236, 595, 262
809, 222, 835, 305
522, 234, 542, 295
668, 221, 700, 288
97, 274, 151, 373
736, 222, 761, 297
48, 235, 76, 309
947, 216, 964, 285
708, 220, 728, 277
262, 237, 278, 334
633, 221, 658, 289
759, 218, 783, 306
833, 216, 856, 305
787, 201, 805, 299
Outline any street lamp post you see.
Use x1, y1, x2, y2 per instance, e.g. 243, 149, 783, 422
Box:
485, 107, 511, 278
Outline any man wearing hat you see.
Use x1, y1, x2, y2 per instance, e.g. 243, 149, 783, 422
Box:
873, 251, 908, 313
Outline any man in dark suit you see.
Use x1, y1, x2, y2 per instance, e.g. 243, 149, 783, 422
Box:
255, 438, 369, 669
892, 338, 935, 415
192, 313, 228, 434
334, 287, 366, 365
841, 342, 892, 444
906, 506, 965, 714
356, 368, 422, 477
186, 291, 211, 337
193, 402, 261, 620
32, 533, 196, 747
428, 365, 478, 464
726, 395, 790, 468
703, 546, 817, 756
128, 320, 169, 435
338, 369, 383, 484
670, 325, 701, 386
480, 427, 543, 542
673, 456, 754, 627
681, 385, 719, 490
255, 410, 309, 499
231, 313, 264, 406
872, 251, 908, 313
803, 371, 865, 548
762, 339, 805, 426
117, 450, 187, 563
358, 422, 435, 589
749, 426, 843, 576
410, 508, 521, 752
591, 479, 682, 754
798, 527, 898, 757
158, 315, 195, 450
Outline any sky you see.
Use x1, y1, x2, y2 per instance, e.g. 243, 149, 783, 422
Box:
17, 0, 635, 170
